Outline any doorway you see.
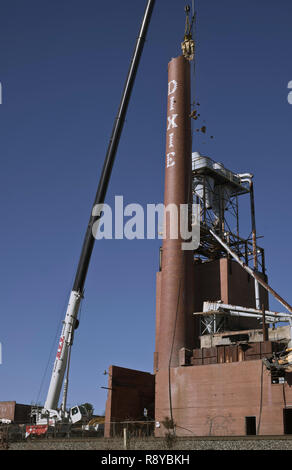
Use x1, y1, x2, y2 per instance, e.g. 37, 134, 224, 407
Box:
283, 409, 292, 434
245, 416, 256, 435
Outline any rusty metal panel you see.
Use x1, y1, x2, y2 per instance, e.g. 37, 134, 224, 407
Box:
217, 346, 225, 363
204, 347, 217, 358
238, 346, 245, 362
225, 345, 232, 363
179, 348, 192, 366
245, 342, 261, 356
193, 349, 203, 359
261, 341, 272, 355
231, 345, 238, 362
225, 345, 238, 363
0, 401, 16, 421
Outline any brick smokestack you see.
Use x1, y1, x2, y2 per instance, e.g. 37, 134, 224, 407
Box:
155, 55, 195, 371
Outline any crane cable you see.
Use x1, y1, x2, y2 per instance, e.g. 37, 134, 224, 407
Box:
189, 1, 198, 136
181, 5, 195, 62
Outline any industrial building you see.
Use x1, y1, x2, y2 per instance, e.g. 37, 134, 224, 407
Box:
105, 23, 292, 437
1, 2, 289, 440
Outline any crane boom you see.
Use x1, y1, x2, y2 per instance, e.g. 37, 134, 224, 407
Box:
43, 0, 156, 414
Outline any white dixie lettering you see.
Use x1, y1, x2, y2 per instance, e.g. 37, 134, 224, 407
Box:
168, 79, 177, 96
169, 95, 175, 111
167, 152, 176, 168
167, 113, 178, 130
166, 79, 178, 168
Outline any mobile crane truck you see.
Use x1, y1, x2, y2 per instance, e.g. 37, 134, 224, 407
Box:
26, 0, 155, 437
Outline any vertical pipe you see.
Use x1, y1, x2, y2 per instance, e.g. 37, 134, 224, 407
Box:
249, 180, 260, 309
245, 241, 248, 265
236, 194, 239, 240
261, 248, 266, 276
262, 303, 268, 341
157, 56, 195, 370
203, 174, 206, 223
250, 181, 258, 268
219, 186, 224, 236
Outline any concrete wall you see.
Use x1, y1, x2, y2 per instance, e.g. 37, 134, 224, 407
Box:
104, 366, 155, 438
155, 360, 292, 436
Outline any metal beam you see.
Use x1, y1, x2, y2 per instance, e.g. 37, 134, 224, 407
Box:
193, 301, 292, 324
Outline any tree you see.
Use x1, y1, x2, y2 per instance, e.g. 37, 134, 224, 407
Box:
81, 403, 94, 416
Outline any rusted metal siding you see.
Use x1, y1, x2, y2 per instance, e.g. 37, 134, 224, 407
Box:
0, 401, 16, 421
104, 366, 155, 438
191, 341, 284, 366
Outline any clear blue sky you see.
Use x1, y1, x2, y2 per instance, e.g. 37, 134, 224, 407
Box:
0, 0, 292, 415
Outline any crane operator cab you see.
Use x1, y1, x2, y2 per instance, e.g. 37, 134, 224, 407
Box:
70, 405, 89, 424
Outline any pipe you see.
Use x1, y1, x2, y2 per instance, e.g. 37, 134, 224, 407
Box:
262, 303, 268, 341
237, 173, 253, 181
249, 180, 260, 310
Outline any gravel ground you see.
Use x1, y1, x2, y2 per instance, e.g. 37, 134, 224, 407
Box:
7, 436, 292, 451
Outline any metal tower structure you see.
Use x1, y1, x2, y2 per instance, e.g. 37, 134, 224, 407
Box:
191, 152, 266, 278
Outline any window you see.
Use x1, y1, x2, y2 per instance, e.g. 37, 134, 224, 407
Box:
71, 407, 79, 416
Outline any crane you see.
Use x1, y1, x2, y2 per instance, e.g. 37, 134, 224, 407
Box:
27, 0, 155, 435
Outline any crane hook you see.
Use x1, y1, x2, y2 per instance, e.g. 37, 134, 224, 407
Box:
181, 5, 195, 61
